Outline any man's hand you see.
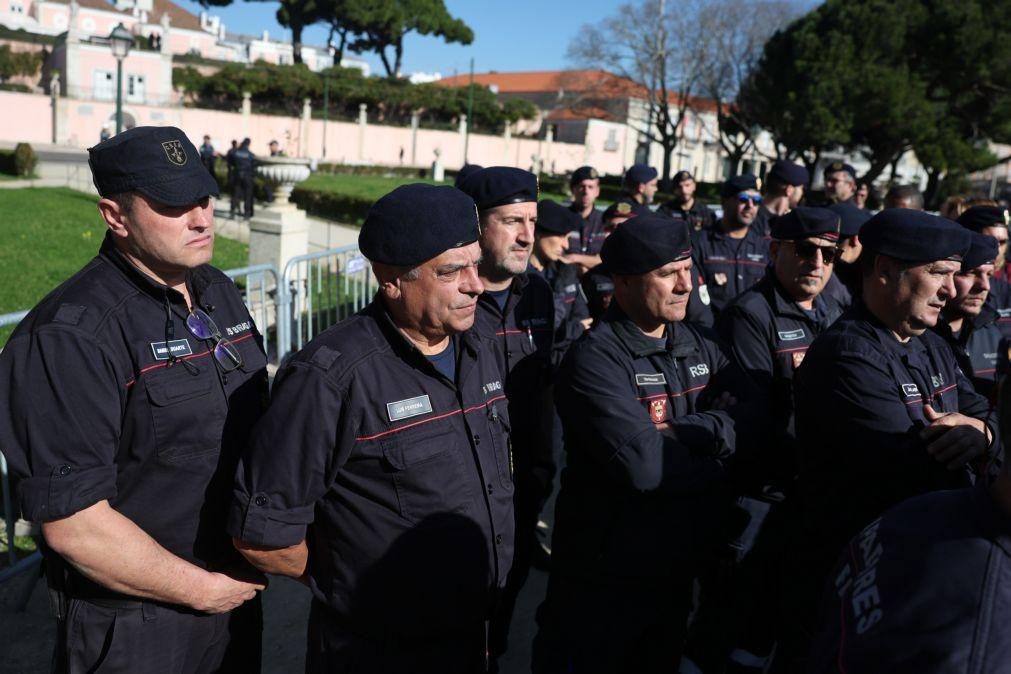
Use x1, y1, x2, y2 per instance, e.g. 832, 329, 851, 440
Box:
189, 572, 266, 614
920, 405, 987, 469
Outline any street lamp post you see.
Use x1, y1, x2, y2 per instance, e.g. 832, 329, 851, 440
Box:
108, 23, 133, 135
323, 45, 335, 159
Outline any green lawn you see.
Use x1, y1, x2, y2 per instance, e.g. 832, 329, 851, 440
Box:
301, 173, 570, 203
0, 187, 249, 320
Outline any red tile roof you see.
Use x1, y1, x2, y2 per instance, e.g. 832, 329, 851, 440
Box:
48, 0, 205, 32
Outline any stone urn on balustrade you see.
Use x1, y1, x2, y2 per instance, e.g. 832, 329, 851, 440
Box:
248, 156, 313, 275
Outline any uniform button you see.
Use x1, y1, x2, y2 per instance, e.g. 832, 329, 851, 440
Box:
58, 465, 71, 476
487, 483, 494, 495
472, 434, 481, 445
495, 534, 503, 545
254, 495, 268, 506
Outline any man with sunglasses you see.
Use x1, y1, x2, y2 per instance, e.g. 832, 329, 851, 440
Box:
688, 208, 843, 673
0, 126, 269, 673
691, 174, 771, 317
779, 209, 1000, 672
230, 184, 514, 673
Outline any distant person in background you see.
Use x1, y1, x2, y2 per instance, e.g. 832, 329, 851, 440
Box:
99, 125, 111, 142
199, 135, 216, 176
226, 140, 239, 218
231, 138, 255, 220
854, 182, 870, 209
563, 165, 606, 274
883, 184, 924, 210
268, 140, 282, 157
658, 170, 716, 232
454, 163, 483, 188
751, 160, 809, 237
941, 194, 970, 220
615, 164, 658, 214
821, 162, 858, 206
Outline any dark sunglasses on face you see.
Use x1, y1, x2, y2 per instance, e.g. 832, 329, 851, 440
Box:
793, 240, 839, 264
737, 194, 762, 206
186, 308, 243, 372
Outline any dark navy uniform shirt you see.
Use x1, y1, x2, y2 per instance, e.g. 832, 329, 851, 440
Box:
718, 270, 843, 491
550, 308, 755, 583
810, 484, 1011, 673
229, 300, 514, 638
658, 199, 716, 232
691, 225, 771, 316
567, 204, 607, 255
230, 147, 254, 176
0, 233, 268, 594
934, 303, 1003, 401
794, 303, 1000, 576
530, 260, 589, 361
473, 273, 556, 509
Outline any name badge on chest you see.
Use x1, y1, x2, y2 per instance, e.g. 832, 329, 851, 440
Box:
150, 339, 193, 361
387, 395, 434, 422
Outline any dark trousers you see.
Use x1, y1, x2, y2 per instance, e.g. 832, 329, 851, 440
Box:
306, 599, 487, 674
232, 173, 254, 218
532, 573, 692, 674
53, 596, 261, 674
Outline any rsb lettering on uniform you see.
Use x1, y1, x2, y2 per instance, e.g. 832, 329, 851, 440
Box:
689, 364, 709, 377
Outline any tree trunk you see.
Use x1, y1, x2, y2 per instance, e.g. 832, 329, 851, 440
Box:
923, 168, 942, 210
378, 47, 394, 78
393, 39, 404, 79
291, 21, 303, 65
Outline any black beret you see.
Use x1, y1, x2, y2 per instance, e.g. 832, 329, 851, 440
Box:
537, 200, 582, 235
860, 208, 971, 263
602, 200, 649, 220
829, 201, 871, 238
672, 170, 694, 183
359, 183, 479, 266
88, 126, 218, 207
957, 205, 1010, 232
767, 160, 809, 187
770, 207, 840, 241
454, 163, 483, 188
720, 174, 761, 198
458, 166, 537, 211
823, 161, 857, 181
624, 164, 658, 184
600, 213, 692, 275
962, 232, 998, 271
570, 165, 600, 183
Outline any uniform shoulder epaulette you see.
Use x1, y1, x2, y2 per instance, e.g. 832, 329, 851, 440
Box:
53, 303, 87, 326
309, 345, 342, 370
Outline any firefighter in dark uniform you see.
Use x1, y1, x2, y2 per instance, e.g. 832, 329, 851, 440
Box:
455, 162, 483, 187
688, 208, 843, 673
820, 161, 859, 207
809, 373, 1011, 673
456, 167, 556, 667
231, 137, 255, 219
0, 126, 268, 674
821, 201, 870, 308
615, 163, 659, 214
658, 170, 716, 232
781, 209, 1000, 673
692, 174, 771, 317
958, 206, 1011, 337
532, 214, 756, 674
933, 232, 1003, 401
532, 200, 592, 354
563, 165, 607, 274
229, 183, 514, 673
751, 160, 809, 238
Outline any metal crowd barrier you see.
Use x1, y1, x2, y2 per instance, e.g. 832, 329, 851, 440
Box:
279, 245, 377, 356
222, 264, 282, 363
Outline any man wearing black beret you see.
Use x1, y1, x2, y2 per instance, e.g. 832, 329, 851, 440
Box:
958, 205, 1011, 335
457, 166, 557, 666
821, 200, 871, 307
531, 200, 592, 353
564, 165, 607, 273
690, 208, 843, 672
933, 232, 1003, 400
751, 160, 809, 238
230, 183, 514, 672
613, 163, 659, 215
780, 209, 1000, 672
533, 214, 755, 673
1, 126, 268, 672
691, 174, 771, 317
821, 161, 859, 207
658, 170, 716, 232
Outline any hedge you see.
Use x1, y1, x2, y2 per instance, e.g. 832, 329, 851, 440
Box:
0, 142, 37, 177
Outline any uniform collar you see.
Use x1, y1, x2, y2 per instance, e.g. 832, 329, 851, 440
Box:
763, 269, 831, 322
605, 304, 697, 358
712, 222, 762, 244
477, 273, 530, 317
848, 301, 929, 357
98, 231, 211, 309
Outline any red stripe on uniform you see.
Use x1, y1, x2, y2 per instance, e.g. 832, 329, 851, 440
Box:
775, 346, 808, 354
636, 384, 707, 401
903, 382, 958, 405
355, 394, 508, 441
124, 333, 256, 388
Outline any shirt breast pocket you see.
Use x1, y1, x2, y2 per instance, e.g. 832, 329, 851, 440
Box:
145, 365, 226, 464
381, 426, 473, 524
486, 402, 514, 492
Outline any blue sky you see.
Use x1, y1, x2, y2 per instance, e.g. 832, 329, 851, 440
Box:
173, 0, 622, 77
